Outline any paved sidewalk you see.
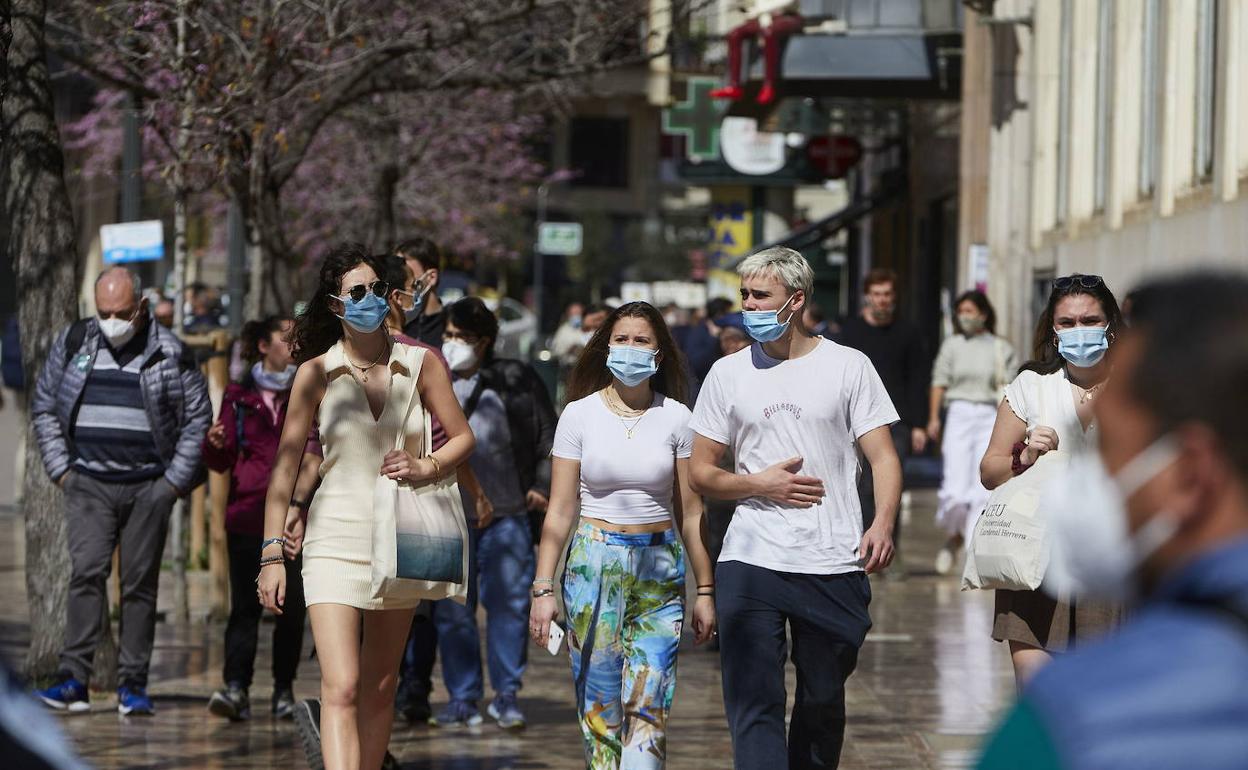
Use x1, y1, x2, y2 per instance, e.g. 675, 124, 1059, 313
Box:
0, 490, 1014, 769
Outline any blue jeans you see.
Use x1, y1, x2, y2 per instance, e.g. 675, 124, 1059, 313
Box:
433, 514, 535, 701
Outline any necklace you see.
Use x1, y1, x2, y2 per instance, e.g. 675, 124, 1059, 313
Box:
1071, 379, 1104, 404
345, 340, 389, 382
601, 388, 649, 438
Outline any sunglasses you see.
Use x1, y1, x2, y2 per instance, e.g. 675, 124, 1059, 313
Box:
333, 280, 389, 303
1053, 274, 1104, 291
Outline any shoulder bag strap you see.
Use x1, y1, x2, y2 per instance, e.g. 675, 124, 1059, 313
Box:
394, 344, 425, 453
462, 375, 487, 420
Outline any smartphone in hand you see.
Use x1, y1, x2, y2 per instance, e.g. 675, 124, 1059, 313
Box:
546, 623, 566, 655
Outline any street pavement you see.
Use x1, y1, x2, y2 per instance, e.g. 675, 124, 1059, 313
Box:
0, 444, 1015, 770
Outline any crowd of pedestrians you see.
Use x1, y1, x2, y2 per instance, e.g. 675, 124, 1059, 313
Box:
12, 235, 1248, 770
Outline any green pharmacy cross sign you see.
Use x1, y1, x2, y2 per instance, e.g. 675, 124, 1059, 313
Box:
662, 77, 726, 162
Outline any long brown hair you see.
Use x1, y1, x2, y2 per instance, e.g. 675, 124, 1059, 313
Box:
1022, 274, 1124, 375
566, 302, 689, 404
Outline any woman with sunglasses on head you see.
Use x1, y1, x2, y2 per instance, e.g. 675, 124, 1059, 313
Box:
529, 302, 716, 770
979, 274, 1125, 687
256, 243, 474, 770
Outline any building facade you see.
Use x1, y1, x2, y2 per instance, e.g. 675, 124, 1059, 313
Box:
962, 0, 1248, 351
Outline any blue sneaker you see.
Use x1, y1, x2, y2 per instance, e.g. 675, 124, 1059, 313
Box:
486, 691, 526, 729
117, 684, 154, 716
433, 699, 482, 727
35, 674, 89, 713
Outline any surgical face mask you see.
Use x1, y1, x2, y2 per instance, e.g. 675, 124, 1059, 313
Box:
99, 308, 141, 348
569, 315, 583, 330
441, 340, 479, 373
1043, 437, 1181, 603
398, 281, 432, 326
606, 345, 659, 387
959, 314, 986, 335
1056, 326, 1109, 368
330, 291, 389, 333
742, 294, 797, 343
252, 361, 296, 391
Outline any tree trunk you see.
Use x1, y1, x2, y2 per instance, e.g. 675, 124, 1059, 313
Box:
2, 0, 82, 679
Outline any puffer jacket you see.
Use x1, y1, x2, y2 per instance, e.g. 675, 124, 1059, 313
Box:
31, 316, 212, 494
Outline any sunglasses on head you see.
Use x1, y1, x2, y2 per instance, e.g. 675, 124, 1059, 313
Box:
1053, 274, 1104, 291
336, 280, 389, 303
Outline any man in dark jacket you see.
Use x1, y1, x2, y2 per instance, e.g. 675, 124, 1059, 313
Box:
32, 267, 211, 716
429, 297, 557, 729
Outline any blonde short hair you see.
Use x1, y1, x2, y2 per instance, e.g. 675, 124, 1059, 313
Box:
737, 247, 814, 298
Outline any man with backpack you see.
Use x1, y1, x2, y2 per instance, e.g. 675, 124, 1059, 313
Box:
31, 267, 211, 715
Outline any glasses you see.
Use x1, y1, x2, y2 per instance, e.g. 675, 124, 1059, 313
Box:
1053, 274, 1104, 291
336, 280, 388, 303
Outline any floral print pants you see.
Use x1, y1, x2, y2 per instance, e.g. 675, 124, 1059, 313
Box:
563, 521, 686, 769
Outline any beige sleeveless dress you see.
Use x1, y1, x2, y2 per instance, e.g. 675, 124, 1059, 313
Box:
302, 340, 449, 610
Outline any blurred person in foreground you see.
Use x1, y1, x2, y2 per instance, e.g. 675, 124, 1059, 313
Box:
32, 266, 211, 716
978, 271, 1248, 770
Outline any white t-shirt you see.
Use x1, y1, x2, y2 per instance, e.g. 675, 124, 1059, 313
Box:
551, 391, 694, 525
690, 338, 899, 574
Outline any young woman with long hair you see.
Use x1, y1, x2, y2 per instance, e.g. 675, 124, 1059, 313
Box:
529, 302, 716, 769
256, 243, 474, 769
927, 291, 1018, 575
979, 274, 1125, 687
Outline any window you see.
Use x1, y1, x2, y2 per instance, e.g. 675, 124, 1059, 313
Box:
1195, 0, 1217, 180
1094, 0, 1114, 211
1056, 0, 1073, 223
1140, 0, 1160, 196
568, 117, 630, 189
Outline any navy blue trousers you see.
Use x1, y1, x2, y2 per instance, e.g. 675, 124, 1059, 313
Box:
716, 560, 872, 770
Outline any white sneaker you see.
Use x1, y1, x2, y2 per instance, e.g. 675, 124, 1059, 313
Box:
934, 546, 955, 576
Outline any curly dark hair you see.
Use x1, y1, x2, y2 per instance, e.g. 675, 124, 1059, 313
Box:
291, 242, 384, 363
240, 315, 293, 363
566, 302, 688, 404
953, 290, 997, 335
1021, 274, 1124, 375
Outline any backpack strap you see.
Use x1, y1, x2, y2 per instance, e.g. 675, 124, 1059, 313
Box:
62, 318, 90, 367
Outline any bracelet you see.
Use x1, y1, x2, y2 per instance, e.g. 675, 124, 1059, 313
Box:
428, 454, 443, 478
259, 556, 284, 568
261, 537, 286, 551
697, 590, 715, 597
531, 588, 555, 598
532, 577, 554, 585
290, 499, 310, 511
697, 583, 715, 589
1011, 441, 1030, 476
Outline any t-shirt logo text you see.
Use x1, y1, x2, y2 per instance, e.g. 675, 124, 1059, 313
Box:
763, 402, 802, 420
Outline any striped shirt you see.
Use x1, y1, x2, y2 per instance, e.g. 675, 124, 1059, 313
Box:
71, 341, 163, 482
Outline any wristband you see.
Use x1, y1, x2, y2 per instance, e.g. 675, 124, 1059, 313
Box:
261, 537, 286, 551
1011, 441, 1030, 476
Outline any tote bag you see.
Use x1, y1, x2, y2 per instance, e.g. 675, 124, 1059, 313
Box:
370, 347, 469, 603
962, 450, 1068, 592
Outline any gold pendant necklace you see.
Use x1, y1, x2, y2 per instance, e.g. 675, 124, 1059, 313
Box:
603, 388, 647, 437
346, 342, 388, 382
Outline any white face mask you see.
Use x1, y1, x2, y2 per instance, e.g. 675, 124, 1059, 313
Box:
442, 340, 479, 373
99, 315, 138, 348
1042, 437, 1182, 603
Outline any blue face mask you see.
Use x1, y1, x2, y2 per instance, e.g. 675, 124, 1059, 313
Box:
1056, 326, 1109, 368
330, 291, 389, 333
742, 294, 797, 343
606, 345, 659, 387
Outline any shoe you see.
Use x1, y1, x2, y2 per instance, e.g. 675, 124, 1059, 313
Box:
293, 699, 324, 770
486, 691, 526, 729
710, 85, 743, 100
432, 699, 482, 728
395, 686, 432, 725
272, 687, 296, 720
208, 683, 251, 721
935, 545, 956, 576
117, 683, 155, 716
35, 673, 89, 713
756, 83, 776, 104
381, 751, 401, 770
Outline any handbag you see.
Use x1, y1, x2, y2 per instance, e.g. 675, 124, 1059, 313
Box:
962, 450, 1068, 592
370, 346, 469, 603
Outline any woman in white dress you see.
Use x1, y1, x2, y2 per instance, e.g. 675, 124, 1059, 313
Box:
927, 291, 1016, 574
979, 274, 1125, 687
